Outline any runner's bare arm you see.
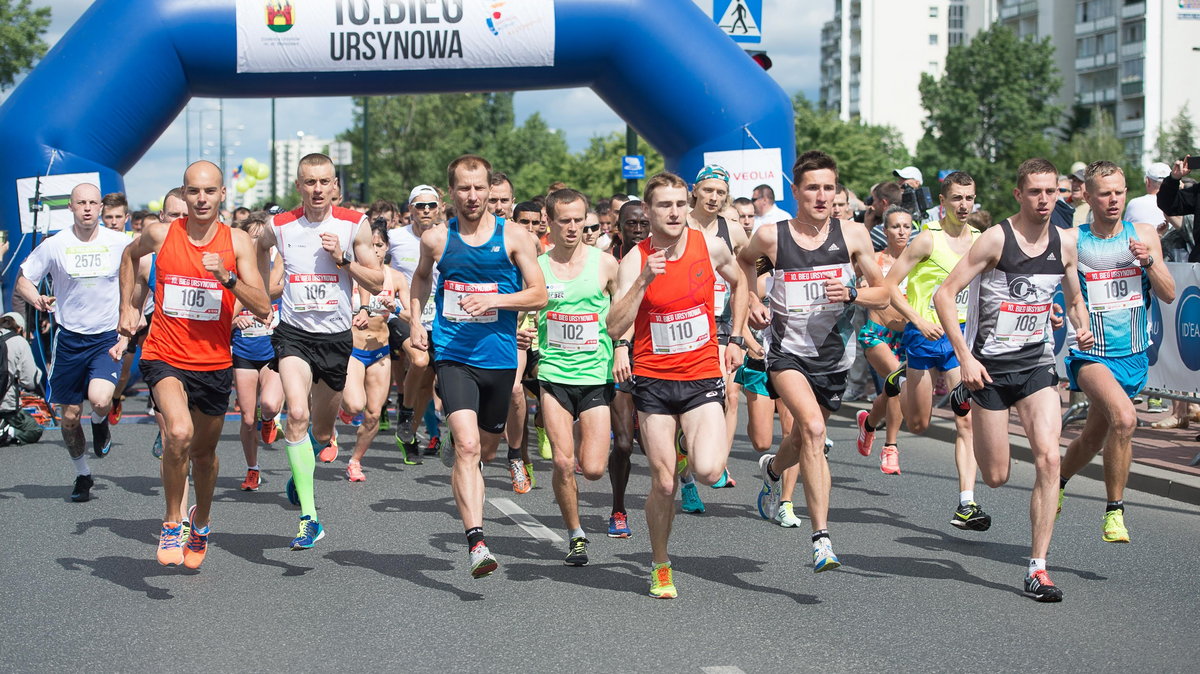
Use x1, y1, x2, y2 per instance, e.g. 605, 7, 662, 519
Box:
737, 223, 776, 329
607, 247, 655, 339
344, 218, 384, 294
488, 224, 548, 312
841, 224, 889, 309
406, 227, 447, 351
1131, 221, 1176, 303
393, 271, 412, 322
268, 258, 284, 300
710, 234, 746, 370
118, 221, 167, 338
223, 228, 271, 321
934, 227, 1003, 388
884, 232, 935, 330
1058, 230, 1093, 351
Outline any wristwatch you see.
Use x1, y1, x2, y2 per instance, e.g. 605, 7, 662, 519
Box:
613, 339, 632, 349
1141, 255, 1154, 269
846, 285, 858, 304
727, 336, 746, 348
221, 273, 237, 289
336, 251, 352, 267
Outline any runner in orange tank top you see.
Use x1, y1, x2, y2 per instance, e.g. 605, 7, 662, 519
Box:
115, 161, 271, 570
607, 172, 746, 599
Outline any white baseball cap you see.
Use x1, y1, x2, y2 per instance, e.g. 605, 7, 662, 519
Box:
408, 185, 439, 204
1146, 162, 1171, 182
894, 166, 923, 184
1, 311, 25, 332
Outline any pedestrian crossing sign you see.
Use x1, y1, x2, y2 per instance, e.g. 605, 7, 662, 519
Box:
713, 0, 762, 44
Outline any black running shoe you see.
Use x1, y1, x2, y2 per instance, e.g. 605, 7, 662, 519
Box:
394, 406, 416, 444
70, 474, 94, 502
401, 440, 423, 466
951, 501, 992, 531
1023, 569, 1063, 602
564, 536, 589, 566
883, 367, 906, 398
949, 383, 972, 417
92, 421, 111, 458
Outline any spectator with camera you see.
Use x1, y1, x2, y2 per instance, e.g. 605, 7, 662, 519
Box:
1158, 156, 1200, 263
0, 311, 44, 447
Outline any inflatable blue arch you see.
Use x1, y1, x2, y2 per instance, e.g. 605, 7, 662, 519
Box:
0, 0, 795, 302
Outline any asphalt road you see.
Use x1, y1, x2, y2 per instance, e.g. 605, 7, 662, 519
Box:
2, 398, 1197, 673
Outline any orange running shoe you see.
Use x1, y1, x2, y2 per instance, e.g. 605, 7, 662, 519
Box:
346, 461, 365, 482
318, 434, 339, 463
337, 408, 354, 425
509, 459, 531, 494
260, 417, 278, 444
182, 505, 208, 569
157, 521, 185, 566
107, 397, 123, 425
240, 468, 261, 491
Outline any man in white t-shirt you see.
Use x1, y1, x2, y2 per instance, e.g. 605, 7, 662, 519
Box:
1123, 162, 1170, 229
15, 183, 131, 502
751, 184, 793, 231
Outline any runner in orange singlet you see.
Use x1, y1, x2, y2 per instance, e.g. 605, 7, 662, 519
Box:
115, 161, 271, 569
607, 172, 746, 598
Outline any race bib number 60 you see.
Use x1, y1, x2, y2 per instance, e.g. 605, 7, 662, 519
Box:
162, 274, 223, 321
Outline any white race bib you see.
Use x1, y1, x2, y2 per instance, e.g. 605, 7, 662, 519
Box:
443, 280, 498, 323
64, 245, 113, 278
649, 305, 710, 354
237, 309, 273, 337
162, 274, 223, 321
1085, 267, 1142, 313
420, 290, 437, 325
714, 281, 728, 316
546, 311, 600, 351
546, 283, 566, 301
930, 283, 971, 322
995, 302, 1050, 345
783, 267, 843, 314
288, 273, 341, 312
368, 289, 395, 315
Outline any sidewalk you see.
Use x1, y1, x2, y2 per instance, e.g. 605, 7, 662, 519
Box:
838, 388, 1200, 507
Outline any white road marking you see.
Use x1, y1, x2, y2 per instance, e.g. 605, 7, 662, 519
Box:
701, 667, 747, 674
490, 498, 564, 543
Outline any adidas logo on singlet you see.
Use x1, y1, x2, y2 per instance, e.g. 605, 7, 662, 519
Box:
828, 243, 840, 251
1047, 253, 1056, 260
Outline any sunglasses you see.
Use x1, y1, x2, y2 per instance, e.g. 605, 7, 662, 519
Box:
1057, 188, 1070, 193
412, 201, 439, 210
583, 224, 601, 233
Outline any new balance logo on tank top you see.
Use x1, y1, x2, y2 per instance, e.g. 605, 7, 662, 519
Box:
766, 219, 857, 375
433, 217, 521, 370
272, 206, 360, 334
1073, 221, 1151, 357
965, 219, 1064, 373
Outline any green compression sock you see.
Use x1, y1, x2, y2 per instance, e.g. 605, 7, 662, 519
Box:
286, 435, 318, 519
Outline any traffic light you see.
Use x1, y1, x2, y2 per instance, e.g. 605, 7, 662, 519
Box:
746, 50, 772, 71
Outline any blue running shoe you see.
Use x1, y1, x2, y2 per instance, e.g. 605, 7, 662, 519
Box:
291, 515, 325, 550
680, 482, 705, 513
710, 468, 736, 489
152, 432, 163, 460
285, 477, 300, 506
607, 511, 632, 538
756, 454, 781, 520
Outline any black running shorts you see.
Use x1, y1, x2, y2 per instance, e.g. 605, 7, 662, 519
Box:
270, 321, 353, 392
765, 351, 848, 412
435, 360, 516, 434
630, 375, 724, 416
539, 381, 614, 420
971, 364, 1059, 411
140, 359, 232, 418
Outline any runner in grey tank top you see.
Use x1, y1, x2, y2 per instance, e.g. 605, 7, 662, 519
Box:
933, 158, 1093, 603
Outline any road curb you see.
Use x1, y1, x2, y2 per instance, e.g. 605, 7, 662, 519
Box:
836, 401, 1200, 507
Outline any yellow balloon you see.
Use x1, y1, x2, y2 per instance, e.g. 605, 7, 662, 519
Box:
243, 157, 259, 174
148, 199, 163, 212
255, 163, 270, 180
236, 177, 251, 193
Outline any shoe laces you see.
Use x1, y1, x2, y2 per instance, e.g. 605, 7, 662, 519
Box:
653, 566, 672, 586
612, 513, 628, 529
160, 526, 182, 550
1030, 569, 1054, 587
185, 530, 207, 552
571, 539, 587, 554
297, 519, 315, 539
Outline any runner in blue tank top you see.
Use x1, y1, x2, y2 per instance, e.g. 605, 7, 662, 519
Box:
408, 155, 547, 580
935, 158, 1094, 603
1059, 161, 1175, 546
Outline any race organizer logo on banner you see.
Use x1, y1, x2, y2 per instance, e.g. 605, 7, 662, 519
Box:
15, 172, 102, 234
236, 0, 556, 73
701, 148, 783, 201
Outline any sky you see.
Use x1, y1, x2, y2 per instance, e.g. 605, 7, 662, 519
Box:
18, 0, 825, 207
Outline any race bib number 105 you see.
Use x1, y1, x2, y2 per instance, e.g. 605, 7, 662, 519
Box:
162, 275, 223, 321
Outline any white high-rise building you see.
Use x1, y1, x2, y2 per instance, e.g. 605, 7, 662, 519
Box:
819, 0, 994, 152
822, 0, 1200, 163
238, 134, 333, 209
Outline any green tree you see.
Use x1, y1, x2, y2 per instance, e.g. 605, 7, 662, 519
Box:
916, 25, 1062, 212
1153, 104, 1196, 165
1052, 108, 1143, 197
793, 94, 910, 199
561, 132, 664, 203
0, 0, 50, 91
